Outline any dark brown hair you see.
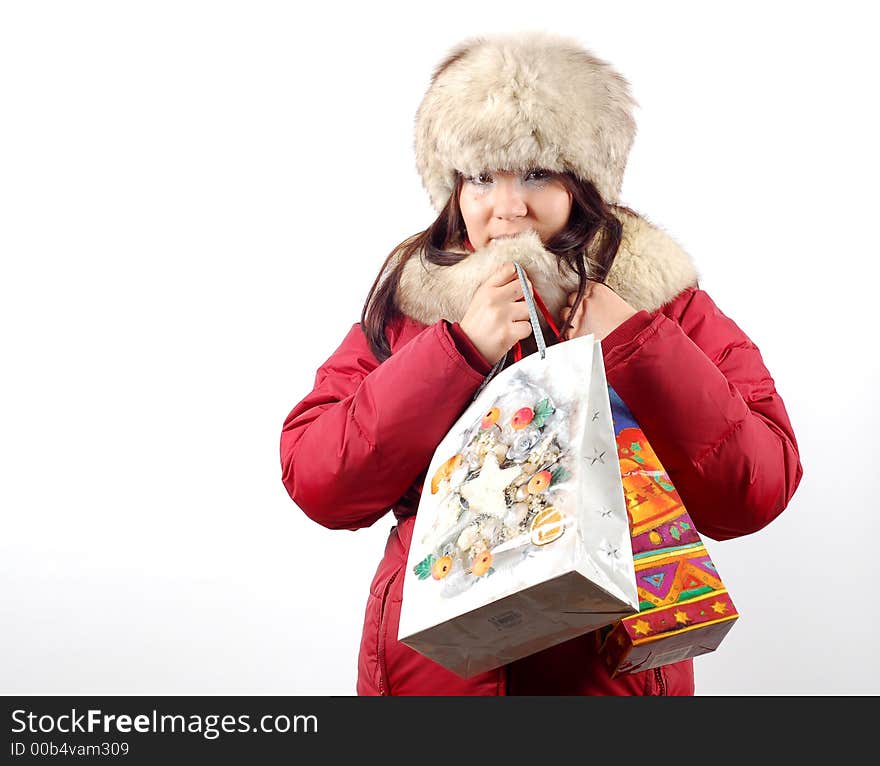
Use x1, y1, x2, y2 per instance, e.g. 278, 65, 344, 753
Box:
360, 170, 638, 362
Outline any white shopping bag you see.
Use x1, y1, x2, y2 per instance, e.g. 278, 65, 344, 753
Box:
398, 264, 639, 679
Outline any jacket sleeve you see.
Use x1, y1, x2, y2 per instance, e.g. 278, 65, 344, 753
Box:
600, 287, 803, 541
280, 318, 488, 531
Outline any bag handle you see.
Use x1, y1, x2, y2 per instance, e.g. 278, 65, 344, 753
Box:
511, 262, 563, 362
470, 262, 562, 401
514, 262, 548, 360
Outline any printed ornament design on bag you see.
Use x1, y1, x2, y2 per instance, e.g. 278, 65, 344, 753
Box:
598, 387, 739, 675
413, 385, 573, 594
398, 262, 639, 679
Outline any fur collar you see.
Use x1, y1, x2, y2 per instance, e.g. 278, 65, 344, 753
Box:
395, 208, 700, 333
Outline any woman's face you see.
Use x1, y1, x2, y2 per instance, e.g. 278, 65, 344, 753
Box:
458, 168, 572, 249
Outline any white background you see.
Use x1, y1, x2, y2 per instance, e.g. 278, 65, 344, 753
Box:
2, 1, 877, 695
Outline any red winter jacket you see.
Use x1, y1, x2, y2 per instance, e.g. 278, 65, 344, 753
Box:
280, 286, 802, 695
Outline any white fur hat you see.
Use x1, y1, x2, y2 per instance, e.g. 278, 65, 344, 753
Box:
414, 30, 638, 213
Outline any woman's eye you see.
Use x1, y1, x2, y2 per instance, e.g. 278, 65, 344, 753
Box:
467, 170, 548, 185
464, 173, 493, 186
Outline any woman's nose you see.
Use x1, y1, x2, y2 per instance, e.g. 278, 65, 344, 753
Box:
491, 178, 528, 218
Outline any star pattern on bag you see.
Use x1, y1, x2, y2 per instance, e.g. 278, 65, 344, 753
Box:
586, 447, 607, 465
600, 541, 621, 560
598, 539, 625, 573
459, 451, 521, 520
633, 619, 652, 636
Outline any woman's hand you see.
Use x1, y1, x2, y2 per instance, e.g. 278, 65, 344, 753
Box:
459, 262, 535, 365
559, 281, 638, 342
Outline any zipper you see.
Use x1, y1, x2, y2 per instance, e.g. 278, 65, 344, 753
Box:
376, 569, 400, 696
654, 667, 667, 696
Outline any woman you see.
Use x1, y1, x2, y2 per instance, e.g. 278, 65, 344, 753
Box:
280, 31, 803, 695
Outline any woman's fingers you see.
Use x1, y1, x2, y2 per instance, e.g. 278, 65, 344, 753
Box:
486, 261, 519, 287
503, 277, 533, 302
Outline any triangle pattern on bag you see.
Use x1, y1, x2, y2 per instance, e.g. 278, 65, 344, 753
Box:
637, 562, 679, 600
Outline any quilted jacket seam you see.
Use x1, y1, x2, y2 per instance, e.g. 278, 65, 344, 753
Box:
436, 321, 487, 385
693, 417, 746, 470
604, 315, 664, 376
350, 401, 377, 452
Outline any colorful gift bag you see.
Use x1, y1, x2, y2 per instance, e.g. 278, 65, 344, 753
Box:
597, 388, 739, 675
398, 264, 639, 679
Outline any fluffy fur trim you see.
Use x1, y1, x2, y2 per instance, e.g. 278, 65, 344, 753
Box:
414, 30, 638, 212
395, 208, 699, 333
